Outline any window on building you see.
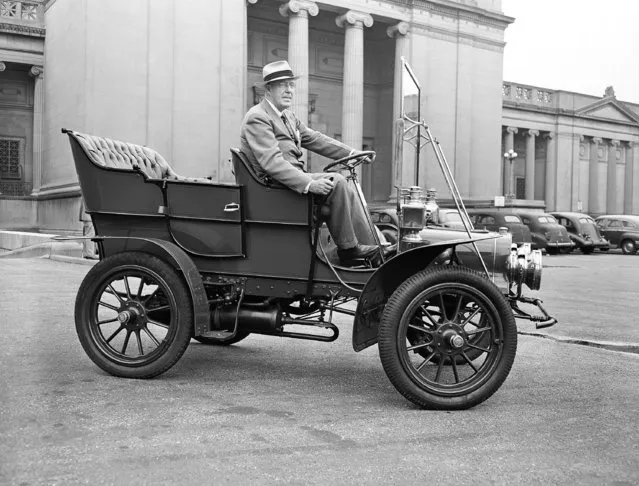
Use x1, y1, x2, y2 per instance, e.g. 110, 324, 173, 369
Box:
0, 137, 23, 180
515, 177, 525, 199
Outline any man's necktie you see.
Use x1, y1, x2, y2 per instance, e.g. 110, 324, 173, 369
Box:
281, 114, 295, 140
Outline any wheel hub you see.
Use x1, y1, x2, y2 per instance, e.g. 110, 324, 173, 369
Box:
117, 302, 146, 330
436, 323, 466, 354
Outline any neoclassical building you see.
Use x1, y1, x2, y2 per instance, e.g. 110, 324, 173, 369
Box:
501, 82, 639, 215
0, 0, 638, 233
0, 0, 44, 226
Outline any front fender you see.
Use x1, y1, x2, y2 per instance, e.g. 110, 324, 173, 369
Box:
352, 237, 498, 352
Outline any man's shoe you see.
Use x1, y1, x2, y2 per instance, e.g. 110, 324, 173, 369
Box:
337, 244, 379, 266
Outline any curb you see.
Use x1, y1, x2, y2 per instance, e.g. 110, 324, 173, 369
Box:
518, 330, 639, 355
49, 254, 98, 266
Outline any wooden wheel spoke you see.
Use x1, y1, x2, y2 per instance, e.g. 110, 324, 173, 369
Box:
452, 294, 464, 322
121, 330, 132, 354
105, 326, 124, 343
461, 352, 479, 372
467, 342, 491, 353
418, 304, 438, 327
106, 284, 126, 304
415, 351, 437, 372
97, 317, 119, 326
98, 300, 120, 312
408, 322, 432, 334
461, 306, 482, 327
143, 327, 161, 347
123, 276, 133, 300
136, 277, 145, 299
147, 318, 169, 329
135, 330, 144, 355
147, 305, 170, 314
437, 293, 447, 320
451, 358, 460, 383
466, 326, 491, 336
407, 341, 432, 352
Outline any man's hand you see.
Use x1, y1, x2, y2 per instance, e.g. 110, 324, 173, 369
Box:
351, 150, 375, 164
308, 177, 335, 196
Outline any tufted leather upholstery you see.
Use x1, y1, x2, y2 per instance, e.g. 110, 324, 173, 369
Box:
71, 130, 212, 183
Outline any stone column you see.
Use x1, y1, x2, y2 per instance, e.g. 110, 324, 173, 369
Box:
29, 65, 44, 195
387, 21, 409, 199
544, 132, 556, 211
280, 1, 318, 125
588, 137, 603, 214
606, 140, 620, 213
504, 127, 518, 196
624, 142, 634, 214
336, 10, 373, 152
525, 129, 539, 199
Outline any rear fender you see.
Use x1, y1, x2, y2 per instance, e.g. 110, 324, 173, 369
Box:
352, 238, 494, 352
96, 236, 210, 336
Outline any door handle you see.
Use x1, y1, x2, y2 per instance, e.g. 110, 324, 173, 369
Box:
224, 202, 240, 212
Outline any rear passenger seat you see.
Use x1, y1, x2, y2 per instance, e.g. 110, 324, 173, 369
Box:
71, 130, 212, 183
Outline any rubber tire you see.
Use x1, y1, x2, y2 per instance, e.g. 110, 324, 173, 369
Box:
193, 332, 250, 346
621, 239, 637, 255
75, 252, 193, 378
581, 247, 594, 254
378, 266, 517, 410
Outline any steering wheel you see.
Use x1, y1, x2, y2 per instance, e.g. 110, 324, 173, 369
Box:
322, 150, 376, 172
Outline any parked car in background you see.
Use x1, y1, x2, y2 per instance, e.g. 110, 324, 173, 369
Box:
594, 215, 639, 254
467, 210, 533, 247
550, 212, 610, 254
438, 208, 466, 229
517, 212, 573, 254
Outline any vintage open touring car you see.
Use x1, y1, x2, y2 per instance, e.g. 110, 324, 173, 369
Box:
62, 59, 556, 410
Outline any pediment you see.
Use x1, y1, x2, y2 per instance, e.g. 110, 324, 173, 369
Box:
576, 98, 639, 124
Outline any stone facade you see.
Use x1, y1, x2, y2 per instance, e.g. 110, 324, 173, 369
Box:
501, 83, 639, 215
0, 0, 44, 228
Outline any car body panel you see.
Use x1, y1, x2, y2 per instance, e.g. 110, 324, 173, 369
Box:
467, 210, 533, 247
550, 212, 610, 252
517, 212, 573, 252
595, 215, 639, 250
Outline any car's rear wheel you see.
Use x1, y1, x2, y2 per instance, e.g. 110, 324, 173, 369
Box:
75, 252, 193, 378
621, 239, 637, 255
378, 266, 517, 410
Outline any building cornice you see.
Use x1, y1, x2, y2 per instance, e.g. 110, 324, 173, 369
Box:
0, 21, 45, 37
384, 0, 514, 28
503, 101, 639, 128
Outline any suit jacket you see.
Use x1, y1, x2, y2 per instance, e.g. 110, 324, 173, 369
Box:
239, 99, 353, 193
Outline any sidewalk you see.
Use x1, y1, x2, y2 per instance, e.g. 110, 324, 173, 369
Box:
0, 230, 94, 265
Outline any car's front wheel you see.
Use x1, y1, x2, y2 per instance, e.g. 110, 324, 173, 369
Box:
75, 252, 193, 378
378, 266, 517, 410
621, 239, 637, 255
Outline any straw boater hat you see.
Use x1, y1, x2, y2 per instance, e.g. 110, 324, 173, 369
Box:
262, 60, 298, 84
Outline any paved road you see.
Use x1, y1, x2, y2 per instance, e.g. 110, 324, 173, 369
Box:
0, 256, 637, 485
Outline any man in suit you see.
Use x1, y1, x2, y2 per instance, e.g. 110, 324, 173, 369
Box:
240, 60, 380, 267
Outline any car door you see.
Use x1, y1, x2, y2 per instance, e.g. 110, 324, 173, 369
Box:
602, 219, 623, 246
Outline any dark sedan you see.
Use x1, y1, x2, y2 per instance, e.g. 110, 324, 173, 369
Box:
517, 212, 573, 254
595, 215, 639, 254
550, 212, 610, 254
467, 210, 533, 247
